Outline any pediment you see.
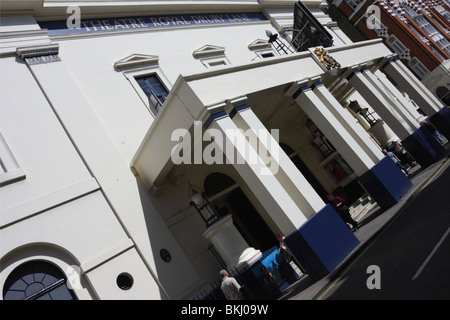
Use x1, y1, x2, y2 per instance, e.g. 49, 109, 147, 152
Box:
248, 39, 271, 50
114, 53, 159, 69
192, 45, 226, 58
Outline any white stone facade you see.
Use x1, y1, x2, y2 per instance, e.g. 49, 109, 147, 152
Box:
0, 0, 444, 300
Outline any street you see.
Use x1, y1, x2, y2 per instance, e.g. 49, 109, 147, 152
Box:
318, 160, 450, 300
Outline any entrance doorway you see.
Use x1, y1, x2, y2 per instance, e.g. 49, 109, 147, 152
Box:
280, 143, 329, 202
204, 172, 276, 252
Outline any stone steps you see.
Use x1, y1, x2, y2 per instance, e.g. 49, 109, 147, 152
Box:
349, 194, 378, 222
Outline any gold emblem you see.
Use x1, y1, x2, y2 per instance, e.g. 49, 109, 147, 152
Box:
313, 47, 341, 70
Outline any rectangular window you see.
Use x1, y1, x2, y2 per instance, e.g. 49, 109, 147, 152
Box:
402, 5, 418, 18
430, 46, 445, 61
199, 56, 230, 68
204, 59, 227, 67
387, 35, 407, 55
135, 74, 169, 116
260, 52, 275, 58
414, 15, 437, 36
344, 0, 362, 9
408, 58, 430, 79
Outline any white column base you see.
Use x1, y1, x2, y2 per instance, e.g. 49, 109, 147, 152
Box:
202, 215, 262, 271
235, 247, 263, 270
368, 120, 397, 147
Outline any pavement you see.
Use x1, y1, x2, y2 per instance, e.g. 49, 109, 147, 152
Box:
278, 142, 450, 300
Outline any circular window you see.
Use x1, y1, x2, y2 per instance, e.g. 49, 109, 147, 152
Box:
116, 273, 133, 290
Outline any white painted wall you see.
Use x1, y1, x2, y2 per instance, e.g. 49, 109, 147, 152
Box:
0, 0, 377, 300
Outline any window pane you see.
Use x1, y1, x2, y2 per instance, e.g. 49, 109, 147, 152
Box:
3, 260, 77, 300
135, 74, 169, 115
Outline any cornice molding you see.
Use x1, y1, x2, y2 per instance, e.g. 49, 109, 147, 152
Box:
192, 44, 226, 58
114, 53, 159, 69
15, 42, 59, 59
247, 38, 271, 50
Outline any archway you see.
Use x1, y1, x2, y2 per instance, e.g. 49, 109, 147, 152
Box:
3, 260, 77, 300
204, 172, 276, 252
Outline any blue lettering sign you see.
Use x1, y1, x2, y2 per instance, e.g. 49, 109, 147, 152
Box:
38, 12, 268, 35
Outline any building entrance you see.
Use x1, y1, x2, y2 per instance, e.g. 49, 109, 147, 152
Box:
204, 173, 276, 253
280, 143, 329, 202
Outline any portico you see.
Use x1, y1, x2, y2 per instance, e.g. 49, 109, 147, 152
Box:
131, 38, 441, 281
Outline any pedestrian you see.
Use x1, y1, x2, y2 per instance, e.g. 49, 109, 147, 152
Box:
277, 234, 306, 277
277, 234, 292, 262
421, 120, 444, 144
326, 194, 359, 231
391, 140, 415, 168
219, 269, 243, 300
382, 148, 409, 176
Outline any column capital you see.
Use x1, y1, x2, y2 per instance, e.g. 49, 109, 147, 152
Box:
292, 85, 312, 100
345, 69, 361, 81
286, 75, 322, 99
224, 96, 249, 118
202, 98, 251, 129
225, 96, 247, 110
310, 81, 324, 90
199, 102, 228, 129
228, 104, 250, 119
344, 62, 370, 80
378, 53, 399, 69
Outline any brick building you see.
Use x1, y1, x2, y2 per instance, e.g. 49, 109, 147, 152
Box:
331, 0, 450, 105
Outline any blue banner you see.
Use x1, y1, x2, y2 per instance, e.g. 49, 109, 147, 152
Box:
38, 12, 268, 35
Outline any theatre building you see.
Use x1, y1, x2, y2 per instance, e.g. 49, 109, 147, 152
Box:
330, 0, 450, 105
0, 0, 448, 300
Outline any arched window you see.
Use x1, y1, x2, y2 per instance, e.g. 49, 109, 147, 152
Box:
3, 260, 77, 300
436, 86, 450, 106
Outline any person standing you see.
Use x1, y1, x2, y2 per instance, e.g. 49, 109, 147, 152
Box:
391, 141, 415, 168
421, 120, 444, 144
277, 234, 306, 284
219, 269, 243, 300
382, 148, 409, 176
327, 194, 359, 231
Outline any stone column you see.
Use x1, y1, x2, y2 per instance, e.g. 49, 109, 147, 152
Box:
348, 68, 446, 168
225, 98, 325, 219
347, 69, 415, 141
292, 83, 377, 176
274, 82, 368, 281
374, 70, 426, 124
360, 68, 420, 132
202, 108, 308, 235
289, 81, 412, 210
312, 83, 384, 164
381, 58, 442, 116
381, 58, 450, 141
